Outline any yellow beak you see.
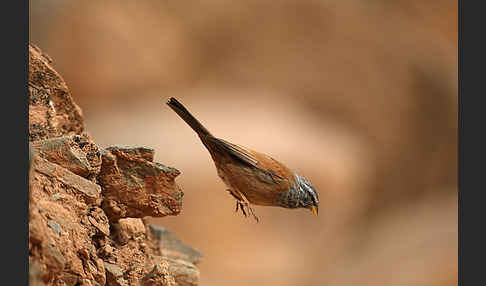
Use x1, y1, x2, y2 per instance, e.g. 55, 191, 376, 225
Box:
311, 205, 318, 216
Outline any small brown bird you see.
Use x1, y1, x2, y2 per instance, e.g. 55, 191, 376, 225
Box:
167, 97, 319, 222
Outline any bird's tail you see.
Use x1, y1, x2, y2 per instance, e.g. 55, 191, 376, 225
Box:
166, 97, 212, 137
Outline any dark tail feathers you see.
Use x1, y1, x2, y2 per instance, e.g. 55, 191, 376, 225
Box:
166, 97, 212, 137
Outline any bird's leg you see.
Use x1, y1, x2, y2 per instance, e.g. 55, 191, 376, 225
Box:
234, 189, 259, 223
246, 204, 259, 223
226, 189, 257, 221
235, 201, 248, 217
239, 201, 248, 217
227, 189, 247, 216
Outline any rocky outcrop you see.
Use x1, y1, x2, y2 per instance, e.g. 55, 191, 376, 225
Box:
28, 43, 202, 286
98, 146, 183, 221
29, 44, 85, 142
31, 134, 102, 181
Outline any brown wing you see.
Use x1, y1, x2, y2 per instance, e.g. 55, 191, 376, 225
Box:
207, 137, 293, 184
209, 137, 260, 167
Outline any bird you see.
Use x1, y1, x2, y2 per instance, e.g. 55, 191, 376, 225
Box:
166, 97, 319, 222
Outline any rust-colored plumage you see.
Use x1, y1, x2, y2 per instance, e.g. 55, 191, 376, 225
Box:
166, 97, 319, 221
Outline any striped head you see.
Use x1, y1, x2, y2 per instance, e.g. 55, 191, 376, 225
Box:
278, 174, 319, 215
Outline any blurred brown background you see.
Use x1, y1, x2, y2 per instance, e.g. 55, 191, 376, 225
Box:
29, 1, 457, 285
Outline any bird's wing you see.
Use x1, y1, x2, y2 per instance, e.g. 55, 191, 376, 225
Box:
209, 137, 261, 167
208, 137, 289, 184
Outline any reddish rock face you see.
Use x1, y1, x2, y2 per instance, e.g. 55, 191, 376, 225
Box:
31, 134, 102, 181
29, 44, 85, 142
98, 145, 184, 221
29, 154, 107, 285
29, 44, 200, 286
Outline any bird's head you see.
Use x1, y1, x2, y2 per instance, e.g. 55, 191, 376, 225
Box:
295, 174, 319, 216
279, 174, 319, 216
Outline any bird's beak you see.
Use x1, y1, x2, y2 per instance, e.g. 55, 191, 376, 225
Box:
311, 205, 318, 216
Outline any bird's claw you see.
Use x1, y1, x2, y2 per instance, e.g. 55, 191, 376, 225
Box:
228, 189, 259, 222
235, 200, 259, 223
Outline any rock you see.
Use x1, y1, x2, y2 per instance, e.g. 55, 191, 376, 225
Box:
56, 273, 80, 286
104, 263, 124, 278
29, 259, 44, 286
149, 225, 203, 265
33, 156, 102, 205
47, 219, 63, 234
167, 258, 200, 286
113, 218, 146, 245
104, 262, 128, 286
29, 156, 105, 285
87, 207, 111, 236
29, 44, 105, 285
98, 244, 114, 258
44, 244, 66, 272
29, 44, 85, 142
29, 44, 200, 286
97, 146, 183, 221
142, 261, 176, 286
106, 145, 155, 162
31, 134, 102, 180
153, 256, 199, 286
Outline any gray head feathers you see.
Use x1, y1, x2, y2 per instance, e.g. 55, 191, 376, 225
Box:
278, 174, 319, 210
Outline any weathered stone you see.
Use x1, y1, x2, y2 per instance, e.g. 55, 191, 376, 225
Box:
33, 156, 102, 205
45, 244, 66, 270
104, 262, 123, 278
29, 155, 105, 285
98, 244, 114, 258
87, 207, 110, 236
113, 218, 146, 245
29, 44, 200, 286
106, 145, 155, 162
153, 256, 199, 286
97, 146, 183, 221
47, 219, 63, 234
29, 44, 85, 142
149, 225, 203, 265
29, 259, 44, 286
104, 262, 128, 286
57, 272, 80, 286
31, 135, 102, 179
168, 258, 200, 286
142, 260, 176, 286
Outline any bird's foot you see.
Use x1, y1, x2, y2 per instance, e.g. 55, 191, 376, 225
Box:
235, 200, 246, 216
228, 189, 259, 222
235, 200, 259, 223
